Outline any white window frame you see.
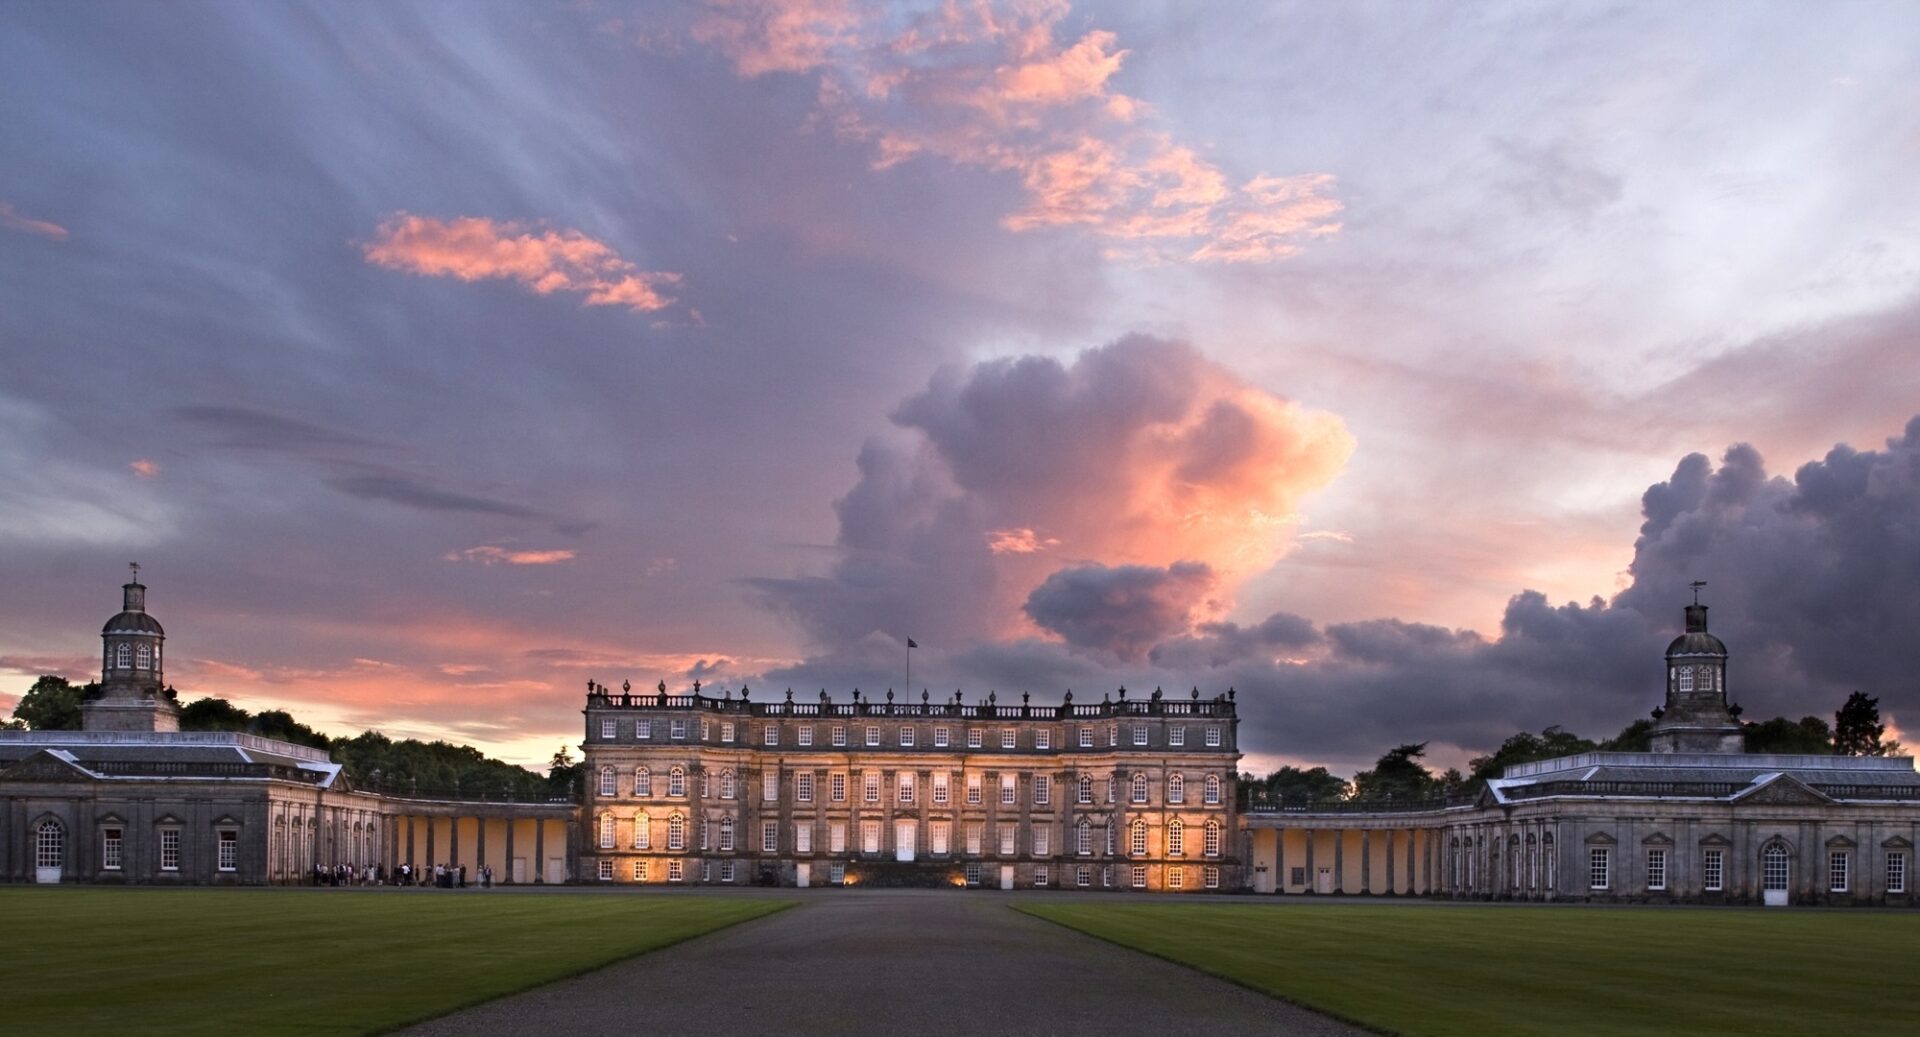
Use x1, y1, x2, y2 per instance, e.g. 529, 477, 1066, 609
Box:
966, 823, 983, 856
1079, 727, 1093, 748
796, 823, 812, 854
763, 820, 779, 853
216, 830, 237, 872
632, 860, 647, 881
831, 772, 846, 803
796, 771, 814, 803
1167, 819, 1184, 857
1169, 726, 1185, 747
898, 772, 916, 805
865, 725, 881, 747
1204, 865, 1220, 889
1034, 826, 1050, 857
670, 718, 686, 740
1130, 819, 1148, 857
932, 820, 951, 856
900, 726, 915, 747
721, 721, 735, 744
1133, 725, 1149, 746
933, 771, 950, 805
934, 726, 950, 747
1169, 866, 1184, 889
634, 814, 651, 850
668, 814, 685, 851
1077, 865, 1092, 887
831, 724, 847, 747
1205, 726, 1221, 747
763, 769, 779, 802
720, 817, 735, 851
599, 766, 617, 797
718, 769, 733, 800
863, 820, 882, 855
966, 773, 982, 805
864, 773, 881, 804
1001, 728, 1017, 749
102, 827, 123, 871
722, 860, 736, 883
638, 719, 652, 741
998, 825, 1016, 857
668, 767, 686, 797
1131, 865, 1147, 889
764, 723, 779, 747
598, 858, 614, 881
636, 766, 652, 797
830, 822, 846, 853
1036, 729, 1051, 750
1647, 848, 1668, 892
1703, 848, 1724, 891
1001, 772, 1017, 805
1077, 776, 1093, 804
1131, 773, 1149, 804
1034, 864, 1050, 887
1033, 774, 1051, 807
599, 813, 616, 849
1589, 847, 1610, 890
668, 859, 683, 883
1204, 821, 1221, 858
600, 718, 616, 740
967, 728, 983, 749
798, 725, 813, 746
1167, 773, 1185, 804
1887, 851, 1907, 894
1830, 850, 1851, 893
1204, 774, 1222, 804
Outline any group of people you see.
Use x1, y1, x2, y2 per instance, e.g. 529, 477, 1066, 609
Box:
311, 862, 498, 888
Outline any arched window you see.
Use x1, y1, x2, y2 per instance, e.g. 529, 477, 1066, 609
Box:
1077, 775, 1093, 804
668, 814, 686, 851
598, 766, 616, 797
669, 766, 687, 797
1167, 773, 1185, 804
115, 643, 131, 669
1203, 774, 1222, 805
1762, 842, 1790, 892
1167, 819, 1185, 857
1130, 773, 1149, 804
634, 767, 651, 797
633, 813, 651, 850
1678, 668, 1695, 692
1130, 819, 1148, 857
719, 817, 735, 851
1204, 820, 1221, 858
35, 819, 64, 869
598, 813, 615, 849
135, 643, 151, 669
720, 770, 736, 800
1076, 817, 1092, 855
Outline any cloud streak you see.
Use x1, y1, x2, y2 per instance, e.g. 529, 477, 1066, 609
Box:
362, 213, 681, 312
0, 201, 67, 241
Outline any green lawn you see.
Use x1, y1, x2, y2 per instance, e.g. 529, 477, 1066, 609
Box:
1021, 900, 1920, 1037
0, 888, 787, 1036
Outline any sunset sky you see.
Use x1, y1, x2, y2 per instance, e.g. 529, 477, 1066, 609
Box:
4, 1, 1919, 775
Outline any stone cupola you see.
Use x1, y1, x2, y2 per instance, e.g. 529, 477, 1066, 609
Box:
1647, 594, 1743, 754
82, 565, 181, 732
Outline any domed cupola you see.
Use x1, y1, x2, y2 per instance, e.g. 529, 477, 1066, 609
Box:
1648, 585, 1743, 754
83, 564, 181, 733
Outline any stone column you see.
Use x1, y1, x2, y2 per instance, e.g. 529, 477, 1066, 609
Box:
450, 817, 461, 873
533, 818, 546, 883
1274, 826, 1285, 894
1304, 828, 1316, 891
477, 816, 489, 880
1360, 829, 1372, 894
425, 815, 437, 870
1333, 829, 1345, 893
1384, 829, 1396, 894
505, 817, 517, 884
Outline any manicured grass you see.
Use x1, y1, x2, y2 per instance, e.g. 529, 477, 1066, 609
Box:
0, 888, 787, 1036
1021, 900, 1920, 1037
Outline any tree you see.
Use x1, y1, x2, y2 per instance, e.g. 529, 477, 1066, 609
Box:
1743, 715, 1834, 754
1600, 718, 1654, 752
1466, 726, 1599, 789
1834, 691, 1887, 756
547, 746, 584, 797
1350, 743, 1443, 801
178, 696, 253, 732
1242, 765, 1350, 807
10, 675, 86, 730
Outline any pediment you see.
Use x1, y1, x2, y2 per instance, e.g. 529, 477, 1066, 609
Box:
1884, 835, 1914, 850
1826, 834, 1857, 849
0, 750, 96, 784
1733, 774, 1832, 808
1584, 831, 1618, 846
96, 812, 126, 826
1642, 831, 1675, 846
1698, 832, 1732, 847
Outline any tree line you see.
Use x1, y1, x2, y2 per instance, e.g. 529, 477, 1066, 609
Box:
4, 675, 581, 800
1241, 691, 1903, 808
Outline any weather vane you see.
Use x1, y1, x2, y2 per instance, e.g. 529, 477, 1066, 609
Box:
1689, 580, 1706, 604
129, 561, 141, 582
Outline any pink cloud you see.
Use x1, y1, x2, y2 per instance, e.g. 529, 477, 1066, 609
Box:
0, 202, 68, 241
445, 545, 579, 566
986, 527, 1061, 554
129, 459, 159, 478
693, 1, 1341, 263
362, 214, 680, 312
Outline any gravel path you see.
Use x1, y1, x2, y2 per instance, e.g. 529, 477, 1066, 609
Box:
396, 889, 1366, 1037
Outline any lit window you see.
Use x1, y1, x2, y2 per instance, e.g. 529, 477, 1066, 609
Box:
831, 725, 846, 747
598, 859, 614, 881
1131, 865, 1147, 889
1036, 730, 1052, 750
1000, 773, 1016, 805
217, 830, 237, 872
1131, 773, 1149, 804
1703, 848, 1724, 891
1077, 775, 1093, 804
668, 859, 683, 883
1204, 774, 1222, 805
932, 771, 949, 805
1830, 851, 1851, 893
1002, 728, 1016, 749
632, 860, 646, 881
1647, 848, 1668, 891
934, 726, 950, 747
795, 823, 812, 853
1130, 819, 1148, 857
1205, 727, 1221, 747
668, 767, 686, 797
1167, 819, 1185, 857
718, 770, 733, 799
1167, 773, 1185, 804
102, 828, 123, 871
831, 772, 846, 803
898, 772, 915, 805
1133, 726, 1148, 746
599, 767, 616, 797
864, 773, 881, 804
865, 726, 880, 747
667, 814, 685, 851
1204, 866, 1220, 889
764, 724, 779, 747
634, 813, 651, 849
1035, 864, 1050, 887
1168, 867, 1185, 890
1033, 774, 1051, 806
966, 773, 982, 805
763, 770, 779, 802
599, 814, 615, 849
721, 722, 735, 744
719, 817, 735, 851
600, 719, 616, 740
1589, 847, 1610, 890
1887, 851, 1907, 894
967, 728, 983, 749
796, 772, 813, 803
1204, 820, 1221, 858
763, 820, 779, 853
798, 726, 813, 747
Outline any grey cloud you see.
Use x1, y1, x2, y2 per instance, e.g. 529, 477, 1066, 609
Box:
172, 405, 382, 453
327, 473, 546, 521
1024, 561, 1217, 661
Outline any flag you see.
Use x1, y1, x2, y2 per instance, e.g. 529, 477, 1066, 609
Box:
907, 638, 919, 648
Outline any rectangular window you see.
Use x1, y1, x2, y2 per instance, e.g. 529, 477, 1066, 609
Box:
1107, 776, 1117, 804
102, 828, 123, 870
966, 773, 983, 805
798, 725, 813, 747
1647, 848, 1668, 891
829, 862, 845, 885
1830, 851, 1851, 893
1204, 823, 1221, 858
638, 719, 652, 740
160, 828, 180, 872
1034, 826, 1050, 857
864, 773, 880, 804
598, 858, 614, 881
701, 861, 711, 883
763, 770, 779, 802
764, 723, 779, 747
998, 825, 1016, 856
1169, 867, 1185, 890
721, 722, 735, 743
1169, 726, 1186, 747
933, 771, 950, 805
1888, 851, 1907, 894
1074, 865, 1091, 887
763, 820, 779, 853
668, 818, 686, 851
1079, 727, 1093, 748
700, 818, 711, 851
932, 821, 951, 855
601, 768, 618, 797
1108, 724, 1118, 747
934, 726, 950, 747
829, 823, 846, 853
1205, 726, 1222, 747
1589, 847, 1610, 890
997, 728, 1014, 749
217, 831, 237, 872
966, 823, 983, 856
600, 719, 616, 740
900, 726, 915, 747
632, 860, 646, 881
862, 821, 881, 855
668, 859, 683, 883
831, 772, 847, 803
1204, 866, 1220, 889
1000, 773, 1017, 805
1703, 848, 1725, 891
898, 772, 916, 805
1132, 725, 1148, 746
1033, 774, 1051, 807
722, 860, 736, 883
865, 725, 881, 747
670, 719, 686, 740
1035, 864, 1050, 887
795, 824, 812, 854
1036, 729, 1052, 750
1132, 865, 1147, 889
831, 724, 847, 747
965, 862, 982, 886
967, 728, 983, 749
700, 719, 711, 741
796, 771, 814, 803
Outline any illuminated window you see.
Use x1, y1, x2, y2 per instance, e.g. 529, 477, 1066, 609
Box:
1167, 819, 1184, 857
599, 814, 615, 849
667, 814, 685, 851
1167, 773, 1185, 804
633, 813, 651, 849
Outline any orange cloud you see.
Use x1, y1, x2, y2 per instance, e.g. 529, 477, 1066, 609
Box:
445, 545, 579, 566
986, 527, 1060, 554
129, 459, 159, 478
0, 202, 68, 241
362, 214, 680, 312
694, 1, 1340, 263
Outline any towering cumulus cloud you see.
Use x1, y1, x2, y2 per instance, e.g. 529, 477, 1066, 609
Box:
752, 335, 1353, 656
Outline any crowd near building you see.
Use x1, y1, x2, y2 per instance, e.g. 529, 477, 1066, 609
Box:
3, 571, 1917, 906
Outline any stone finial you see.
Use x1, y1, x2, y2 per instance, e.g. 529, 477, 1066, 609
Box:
658, 679, 667, 694
1191, 686, 1200, 699
1064, 690, 1073, 703
786, 688, 794, 702
622, 679, 631, 693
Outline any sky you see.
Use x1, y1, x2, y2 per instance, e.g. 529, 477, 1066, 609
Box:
4, 1, 1919, 776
